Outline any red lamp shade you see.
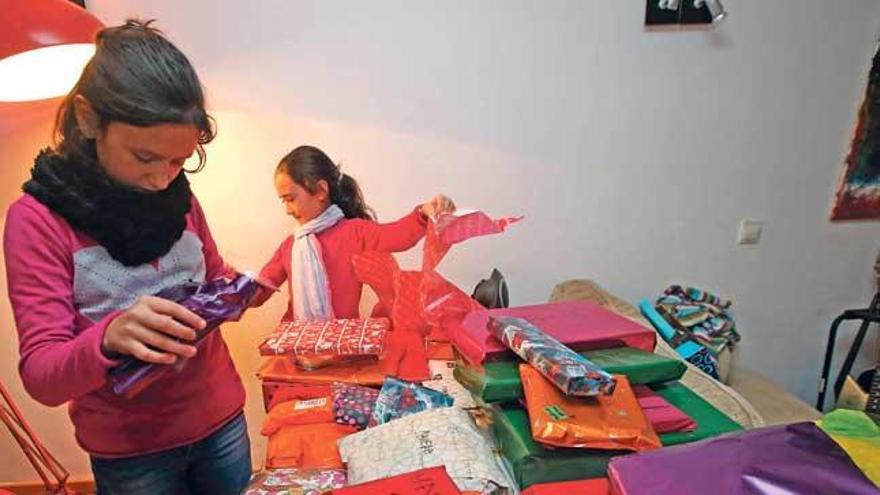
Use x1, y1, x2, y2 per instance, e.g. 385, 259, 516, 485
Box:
0, 0, 104, 102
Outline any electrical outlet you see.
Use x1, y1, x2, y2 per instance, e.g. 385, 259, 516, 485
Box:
737, 219, 764, 246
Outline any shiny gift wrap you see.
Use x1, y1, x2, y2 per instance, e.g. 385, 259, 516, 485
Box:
520, 366, 661, 452
608, 422, 879, 495
109, 274, 259, 398
489, 316, 615, 396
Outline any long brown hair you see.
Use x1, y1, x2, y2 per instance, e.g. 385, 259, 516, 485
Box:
276, 145, 375, 220
54, 19, 215, 170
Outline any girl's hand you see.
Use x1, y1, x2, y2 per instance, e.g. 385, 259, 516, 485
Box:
102, 296, 205, 364
248, 285, 276, 308
421, 194, 456, 219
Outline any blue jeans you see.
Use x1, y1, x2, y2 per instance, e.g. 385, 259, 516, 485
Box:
90, 412, 252, 495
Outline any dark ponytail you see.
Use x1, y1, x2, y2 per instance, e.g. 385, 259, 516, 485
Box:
54, 19, 215, 170
276, 145, 376, 220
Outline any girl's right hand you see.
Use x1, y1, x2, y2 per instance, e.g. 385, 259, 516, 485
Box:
102, 296, 206, 364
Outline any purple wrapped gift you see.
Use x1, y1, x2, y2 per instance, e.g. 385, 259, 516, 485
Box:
488, 316, 616, 396
109, 273, 259, 398
608, 422, 879, 495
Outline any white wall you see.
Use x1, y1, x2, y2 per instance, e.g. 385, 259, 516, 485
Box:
2, 0, 880, 483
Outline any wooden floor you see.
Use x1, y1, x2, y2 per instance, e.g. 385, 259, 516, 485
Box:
0, 479, 95, 495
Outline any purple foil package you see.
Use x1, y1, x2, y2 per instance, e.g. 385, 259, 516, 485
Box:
608, 422, 879, 495
109, 274, 260, 398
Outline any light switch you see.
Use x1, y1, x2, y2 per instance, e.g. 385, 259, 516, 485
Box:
737, 219, 763, 245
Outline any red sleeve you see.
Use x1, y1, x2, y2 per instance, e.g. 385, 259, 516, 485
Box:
358, 207, 428, 252
259, 237, 292, 289
189, 196, 230, 280
4, 198, 120, 407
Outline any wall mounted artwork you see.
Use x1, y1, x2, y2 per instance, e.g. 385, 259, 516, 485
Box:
831, 45, 880, 221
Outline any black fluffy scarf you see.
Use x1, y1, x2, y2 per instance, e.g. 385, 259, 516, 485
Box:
23, 148, 193, 267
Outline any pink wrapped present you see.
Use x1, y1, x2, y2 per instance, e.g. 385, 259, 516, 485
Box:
633, 385, 696, 434
450, 301, 655, 365
259, 318, 389, 360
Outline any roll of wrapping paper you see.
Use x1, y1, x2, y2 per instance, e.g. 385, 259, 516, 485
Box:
488, 316, 615, 396
520, 365, 661, 452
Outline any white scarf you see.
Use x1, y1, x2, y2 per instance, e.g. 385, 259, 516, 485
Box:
291, 204, 344, 321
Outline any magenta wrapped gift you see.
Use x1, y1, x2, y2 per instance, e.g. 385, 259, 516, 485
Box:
450, 300, 656, 365
607, 422, 879, 495
489, 316, 616, 396
109, 273, 260, 398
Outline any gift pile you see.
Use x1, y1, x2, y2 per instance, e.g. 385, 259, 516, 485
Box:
245, 210, 879, 495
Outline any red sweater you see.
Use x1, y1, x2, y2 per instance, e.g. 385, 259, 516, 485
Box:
4, 194, 245, 458
259, 208, 427, 320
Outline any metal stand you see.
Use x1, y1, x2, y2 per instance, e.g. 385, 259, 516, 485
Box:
816, 292, 880, 410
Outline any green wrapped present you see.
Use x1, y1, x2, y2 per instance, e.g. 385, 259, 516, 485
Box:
490, 381, 741, 488
491, 407, 620, 489
457, 347, 686, 404
652, 381, 742, 446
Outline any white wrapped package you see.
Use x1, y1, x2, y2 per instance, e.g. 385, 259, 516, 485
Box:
338, 407, 513, 494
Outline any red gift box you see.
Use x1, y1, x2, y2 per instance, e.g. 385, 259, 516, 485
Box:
523, 478, 609, 494
259, 318, 389, 358
331, 466, 461, 494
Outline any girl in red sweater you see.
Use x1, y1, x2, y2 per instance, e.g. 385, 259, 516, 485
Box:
5, 20, 251, 495
257, 145, 454, 320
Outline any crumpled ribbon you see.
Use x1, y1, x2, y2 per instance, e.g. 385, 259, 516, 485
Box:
352, 210, 522, 337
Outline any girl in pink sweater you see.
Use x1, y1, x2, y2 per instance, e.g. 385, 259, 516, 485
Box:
256, 145, 455, 320
5, 20, 249, 494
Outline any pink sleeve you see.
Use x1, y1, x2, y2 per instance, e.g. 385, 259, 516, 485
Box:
4, 199, 120, 407
358, 207, 428, 252
259, 237, 291, 289
189, 196, 229, 280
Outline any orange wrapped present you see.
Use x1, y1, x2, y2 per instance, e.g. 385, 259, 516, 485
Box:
262, 382, 332, 412
520, 365, 661, 452
262, 397, 336, 435
265, 422, 356, 470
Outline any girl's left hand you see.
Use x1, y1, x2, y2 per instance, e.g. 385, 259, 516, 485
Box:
421, 194, 456, 219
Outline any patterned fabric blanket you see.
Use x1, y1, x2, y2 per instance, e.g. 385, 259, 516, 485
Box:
656, 285, 741, 355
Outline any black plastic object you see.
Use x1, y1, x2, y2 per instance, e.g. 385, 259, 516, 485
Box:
472, 268, 509, 309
